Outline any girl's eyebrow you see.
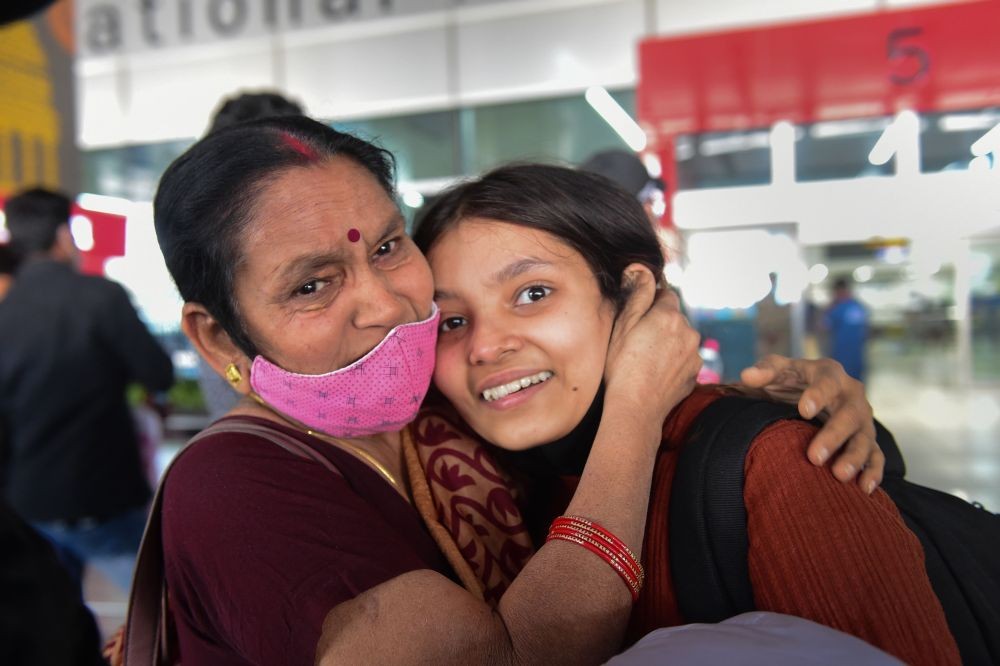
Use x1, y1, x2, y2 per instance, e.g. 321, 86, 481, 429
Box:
434, 257, 554, 301
490, 257, 553, 285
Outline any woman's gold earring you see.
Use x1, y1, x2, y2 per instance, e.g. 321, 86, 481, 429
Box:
225, 363, 243, 386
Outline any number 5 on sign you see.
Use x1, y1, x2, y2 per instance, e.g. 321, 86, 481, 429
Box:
888, 27, 931, 85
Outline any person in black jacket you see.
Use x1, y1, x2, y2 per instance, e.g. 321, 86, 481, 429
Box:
0, 498, 104, 666
0, 244, 20, 302
0, 188, 174, 594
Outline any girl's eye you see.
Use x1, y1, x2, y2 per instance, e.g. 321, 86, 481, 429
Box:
439, 316, 467, 333
515, 285, 551, 305
295, 279, 327, 297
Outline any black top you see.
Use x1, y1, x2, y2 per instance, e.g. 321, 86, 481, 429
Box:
0, 260, 174, 522
493, 385, 604, 545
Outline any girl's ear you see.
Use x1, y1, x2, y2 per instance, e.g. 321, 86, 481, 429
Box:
619, 262, 656, 293
181, 302, 253, 396
614, 263, 658, 318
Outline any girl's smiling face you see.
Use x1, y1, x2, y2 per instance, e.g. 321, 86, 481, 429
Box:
428, 217, 615, 450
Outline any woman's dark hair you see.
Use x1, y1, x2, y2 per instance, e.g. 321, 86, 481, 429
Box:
413, 163, 664, 313
154, 115, 396, 358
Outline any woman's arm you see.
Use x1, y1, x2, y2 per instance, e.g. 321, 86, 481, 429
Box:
739, 355, 884, 493
317, 269, 703, 665
743, 419, 960, 666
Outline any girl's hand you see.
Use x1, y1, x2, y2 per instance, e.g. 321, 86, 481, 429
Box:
739, 355, 884, 494
604, 267, 702, 428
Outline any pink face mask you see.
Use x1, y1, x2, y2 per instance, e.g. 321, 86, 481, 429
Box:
250, 305, 440, 438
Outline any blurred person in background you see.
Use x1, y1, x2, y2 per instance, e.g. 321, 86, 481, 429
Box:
825, 277, 870, 382
580, 149, 667, 229
0, 188, 174, 594
0, 244, 20, 302
0, 498, 105, 666
195, 90, 306, 422
208, 90, 305, 133
0, 244, 20, 492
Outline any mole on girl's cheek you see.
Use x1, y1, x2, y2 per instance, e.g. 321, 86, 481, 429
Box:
572, 386, 579, 391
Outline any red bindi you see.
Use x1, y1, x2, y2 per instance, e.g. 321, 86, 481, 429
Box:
347, 228, 361, 243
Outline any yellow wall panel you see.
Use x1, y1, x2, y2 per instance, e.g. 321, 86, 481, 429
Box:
0, 22, 59, 195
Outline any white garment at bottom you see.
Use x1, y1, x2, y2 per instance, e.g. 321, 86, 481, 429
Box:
607, 612, 902, 666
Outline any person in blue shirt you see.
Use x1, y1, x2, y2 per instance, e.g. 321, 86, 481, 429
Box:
825, 278, 870, 381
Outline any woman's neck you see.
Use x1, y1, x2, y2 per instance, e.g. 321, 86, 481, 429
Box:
228, 398, 411, 502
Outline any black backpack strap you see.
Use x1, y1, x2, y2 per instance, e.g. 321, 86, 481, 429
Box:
123, 420, 341, 665
669, 395, 802, 623
874, 419, 906, 479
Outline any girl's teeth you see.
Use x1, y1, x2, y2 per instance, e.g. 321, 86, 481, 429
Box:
482, 371, 554, 402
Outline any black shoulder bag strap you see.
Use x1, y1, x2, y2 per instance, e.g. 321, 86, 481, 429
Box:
669, 395, 802, 623
123, 420, 342, 666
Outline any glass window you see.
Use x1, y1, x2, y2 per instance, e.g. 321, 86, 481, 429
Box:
81, 140, 191, 200
82, 89, 644, 199
674, 129, 771, 189
466, 89, 637, 173
796, 117, 894, 182
333, 110, 459, 183
921, 109, 1000, 173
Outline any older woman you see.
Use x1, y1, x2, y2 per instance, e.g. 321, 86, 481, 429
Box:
144, 116, 883, 665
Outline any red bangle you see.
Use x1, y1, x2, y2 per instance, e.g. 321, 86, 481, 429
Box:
547, 526, 644, 585
553, 516, 640, 558
546, 515, 644, 603
550, 516, 644, 583
547, 531, 642, 601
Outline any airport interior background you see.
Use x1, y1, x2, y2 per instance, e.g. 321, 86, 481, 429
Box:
2, 0, 999, 636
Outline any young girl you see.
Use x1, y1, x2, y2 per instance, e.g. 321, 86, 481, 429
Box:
411, 163, 960, 665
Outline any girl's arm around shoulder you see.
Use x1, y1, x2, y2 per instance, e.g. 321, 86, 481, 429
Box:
742, 419, 960, 666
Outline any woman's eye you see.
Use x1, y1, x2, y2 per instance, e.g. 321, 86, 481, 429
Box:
439, 316, 467, 333
295, 279, 327, 297
374, 238, 399, 258
515, 285, 551, 305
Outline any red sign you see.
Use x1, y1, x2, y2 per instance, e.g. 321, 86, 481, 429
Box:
72, 205, 127, 276
638, 0, 1000, 140
0, 200, 125, 276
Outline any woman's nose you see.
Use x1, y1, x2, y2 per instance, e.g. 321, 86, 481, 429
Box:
351, 268, 408, 330
467, 318, 520, 366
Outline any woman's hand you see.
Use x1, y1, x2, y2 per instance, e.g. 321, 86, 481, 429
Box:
604, 268, 703, 428
739, 355, 884, 494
